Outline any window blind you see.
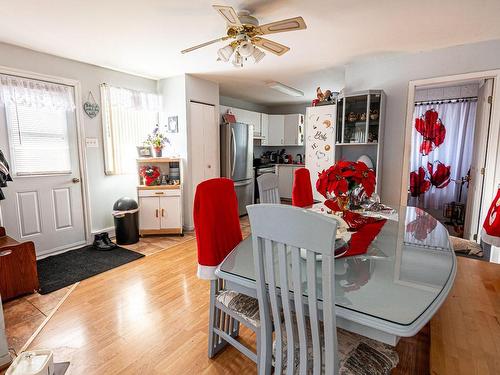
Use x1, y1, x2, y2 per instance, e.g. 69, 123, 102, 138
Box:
5, 99, 72, 176
100, 84, 160, 175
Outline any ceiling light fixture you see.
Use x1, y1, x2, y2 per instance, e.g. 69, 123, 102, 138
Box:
252, 48, 265, 63
266, 81, 304, 97
237, 41, 254, 58
217, 44, 235, 62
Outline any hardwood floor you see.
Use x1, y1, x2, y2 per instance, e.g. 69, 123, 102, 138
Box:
4, 221, 498, 374
2, 231, 197, 354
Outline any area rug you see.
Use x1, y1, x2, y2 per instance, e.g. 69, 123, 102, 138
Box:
450, 236, 484, 260
37, 245, 145, 294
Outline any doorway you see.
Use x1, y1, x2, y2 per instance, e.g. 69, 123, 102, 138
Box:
404, 78, 494, 256
0, 70, 87, 257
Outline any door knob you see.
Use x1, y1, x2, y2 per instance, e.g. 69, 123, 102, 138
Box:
72, 178, 80, 183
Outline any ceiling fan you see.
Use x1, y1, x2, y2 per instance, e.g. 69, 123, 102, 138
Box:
181, 5, 307, 67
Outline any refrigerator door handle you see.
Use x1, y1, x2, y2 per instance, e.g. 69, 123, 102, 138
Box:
231, 127, 236, 177
234, 179, 252, 187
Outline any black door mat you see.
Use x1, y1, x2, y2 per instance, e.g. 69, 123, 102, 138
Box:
37, 245, 145, 294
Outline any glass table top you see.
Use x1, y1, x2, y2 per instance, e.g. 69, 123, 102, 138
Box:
218, 205, 455, 326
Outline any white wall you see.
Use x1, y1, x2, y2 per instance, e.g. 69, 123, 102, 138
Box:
344, 39, 500, 206
159, 74, 219, 230
0, 42, 157, 233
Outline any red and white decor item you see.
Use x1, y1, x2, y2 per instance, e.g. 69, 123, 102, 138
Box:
481, 186, 500, 247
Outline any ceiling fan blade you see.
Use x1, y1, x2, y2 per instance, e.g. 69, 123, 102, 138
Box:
181, 37, 228, 54
213, 5, 242, 27
252, 37, 290, 56
256, 16, 306, 35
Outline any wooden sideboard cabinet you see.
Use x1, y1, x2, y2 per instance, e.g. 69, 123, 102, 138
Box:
0, 227, 39, 301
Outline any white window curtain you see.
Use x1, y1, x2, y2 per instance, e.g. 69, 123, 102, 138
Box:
0, 74, 75, 111
409, 100, 477, 209
0, 74, 75, 175
100, 84, 160, 175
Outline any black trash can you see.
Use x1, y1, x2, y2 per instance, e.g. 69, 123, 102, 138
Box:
112, 197, 139, 245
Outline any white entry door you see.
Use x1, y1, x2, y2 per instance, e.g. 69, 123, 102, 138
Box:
0, 75, 86, 257
464, 78, 494, 241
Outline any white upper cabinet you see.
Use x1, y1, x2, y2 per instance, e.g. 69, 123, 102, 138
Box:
284, 114, 304, 145
268, 115, 285, 145
219, 105, 303, 145
260, 113, 269, 145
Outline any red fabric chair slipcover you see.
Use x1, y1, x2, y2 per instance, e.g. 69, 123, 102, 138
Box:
482, 186, 500, 247
194, 178, 243, 280
292, 168, 314, 208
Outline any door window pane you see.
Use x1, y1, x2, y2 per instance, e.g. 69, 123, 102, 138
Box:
6, 102, 71, 175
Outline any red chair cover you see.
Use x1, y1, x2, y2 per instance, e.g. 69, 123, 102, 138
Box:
193, 178, 243, 280
482, 186, 500, 247
292, 168, 314, 208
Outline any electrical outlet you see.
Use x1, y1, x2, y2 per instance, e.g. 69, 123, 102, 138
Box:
85, 138, 98, 148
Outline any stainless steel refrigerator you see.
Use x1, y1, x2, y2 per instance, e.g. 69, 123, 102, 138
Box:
220, 122, 254, 216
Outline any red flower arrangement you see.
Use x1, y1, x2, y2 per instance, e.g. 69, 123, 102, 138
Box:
139, 165, 160, 186
316, 160, 376, 206
415, 109, 446, 156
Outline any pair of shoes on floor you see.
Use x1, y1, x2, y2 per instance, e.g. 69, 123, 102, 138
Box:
93, 232, 117, 251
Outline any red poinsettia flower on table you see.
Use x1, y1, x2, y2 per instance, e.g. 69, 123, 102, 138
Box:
427, 161, 451, 188
352, 161, 376, 197
415, 109, 446, 156
409, 167, 431, 197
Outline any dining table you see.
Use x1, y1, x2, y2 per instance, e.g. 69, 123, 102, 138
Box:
215, 203, 457, 346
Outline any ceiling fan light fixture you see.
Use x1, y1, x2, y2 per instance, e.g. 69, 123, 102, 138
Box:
217, 44, 235, 62
252, 48, 265, 63
238, 41, 254, 58
232, 51, 243, 68
266, 81, 304, 97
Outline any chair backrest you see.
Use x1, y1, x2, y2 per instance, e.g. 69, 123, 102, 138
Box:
193, 178, 242, 280
257, 173, 280, 204
292, 168, 314, 208
247, 204, 339, 374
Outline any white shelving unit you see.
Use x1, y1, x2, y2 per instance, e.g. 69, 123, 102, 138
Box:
335, 90, 386, 194
136, 157, 183, 236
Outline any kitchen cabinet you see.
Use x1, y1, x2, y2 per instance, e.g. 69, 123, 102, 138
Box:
260, 113, 269, 144
220, 106, 260, 136
276, 165, 302, 199
268, 115, 285, 145
284, 114, 304, 145
138, 189, 182, 234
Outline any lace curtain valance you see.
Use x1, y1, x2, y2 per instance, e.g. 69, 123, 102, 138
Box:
0, 74, 75, 111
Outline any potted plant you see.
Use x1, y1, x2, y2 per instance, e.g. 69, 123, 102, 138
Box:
316, 160, 376, 211
145, 125, 170, 157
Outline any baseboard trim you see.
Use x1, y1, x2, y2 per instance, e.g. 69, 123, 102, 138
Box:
91, 227, 116, 238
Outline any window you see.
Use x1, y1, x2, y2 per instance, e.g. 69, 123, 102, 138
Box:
0, 74, 75, 176
100, 84, 160, 175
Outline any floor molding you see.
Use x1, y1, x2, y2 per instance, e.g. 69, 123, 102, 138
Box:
18, 283, 79, 354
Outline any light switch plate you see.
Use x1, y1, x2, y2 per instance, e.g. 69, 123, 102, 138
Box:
85, 138, 98, 148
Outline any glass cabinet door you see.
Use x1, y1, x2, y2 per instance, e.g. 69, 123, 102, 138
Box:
367, 93, 381, 143
343, 95, 368, 143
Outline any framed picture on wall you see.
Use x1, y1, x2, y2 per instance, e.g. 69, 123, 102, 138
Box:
166, 116, 178, 133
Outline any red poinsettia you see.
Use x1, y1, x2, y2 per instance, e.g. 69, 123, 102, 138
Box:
415, 109, 446, 155
406, 209, 438, 241
316, 160, 376, 199
139, 165, 160, 186
352, 161, 376, 197
427, 161, 451, 189
409, 167, 431, 197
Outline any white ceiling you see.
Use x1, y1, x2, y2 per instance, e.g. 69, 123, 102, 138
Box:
1, 0, 500, 105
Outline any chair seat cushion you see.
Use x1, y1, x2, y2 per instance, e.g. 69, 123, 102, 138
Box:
275, 319, 399, 374
216, 290, 260, 327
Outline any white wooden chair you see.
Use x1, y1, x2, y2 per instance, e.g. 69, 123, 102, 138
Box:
257, 173, 280, 204
247, 204, 399, 375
